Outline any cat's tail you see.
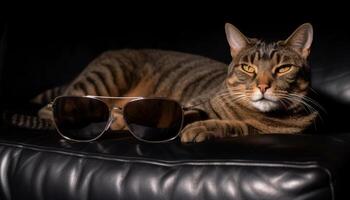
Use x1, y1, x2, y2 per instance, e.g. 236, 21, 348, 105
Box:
1, 85, 66, 130
31, 85, 67, 105
2, 111, 55, 130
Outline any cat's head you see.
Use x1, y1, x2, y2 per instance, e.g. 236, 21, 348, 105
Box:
224, 23, 313, 112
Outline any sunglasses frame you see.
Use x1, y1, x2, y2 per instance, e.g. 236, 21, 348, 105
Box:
48, 95, 185, 143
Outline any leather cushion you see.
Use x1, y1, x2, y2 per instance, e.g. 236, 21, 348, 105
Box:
1, 126, 349, 200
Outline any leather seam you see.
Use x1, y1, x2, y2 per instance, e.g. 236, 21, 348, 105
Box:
0, 141, 327, 167
0, 141, 321, 167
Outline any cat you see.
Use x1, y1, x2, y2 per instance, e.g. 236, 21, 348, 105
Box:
8, 23, 318, 143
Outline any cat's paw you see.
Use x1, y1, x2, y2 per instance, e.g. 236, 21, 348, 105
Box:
180, 121, 214, 143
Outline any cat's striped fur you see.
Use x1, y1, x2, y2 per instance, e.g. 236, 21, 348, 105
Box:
8, 23, 319, 142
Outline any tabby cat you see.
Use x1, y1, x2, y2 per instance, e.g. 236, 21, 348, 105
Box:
10, 23, 318, 142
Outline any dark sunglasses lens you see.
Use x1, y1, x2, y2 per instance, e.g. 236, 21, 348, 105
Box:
124, 99, 183, 142
53, 97, 110, 141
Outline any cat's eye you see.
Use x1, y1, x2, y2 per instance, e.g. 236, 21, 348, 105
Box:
241, 64, 255, 74
276, 65, 293, 74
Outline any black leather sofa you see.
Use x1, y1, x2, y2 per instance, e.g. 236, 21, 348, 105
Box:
1, 15, 350, 200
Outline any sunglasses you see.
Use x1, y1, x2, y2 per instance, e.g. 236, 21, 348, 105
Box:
48, 95, 193, 143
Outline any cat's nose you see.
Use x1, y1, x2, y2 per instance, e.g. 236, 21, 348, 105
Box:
258, 84, 270, 94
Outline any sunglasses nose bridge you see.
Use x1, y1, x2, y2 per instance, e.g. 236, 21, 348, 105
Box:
111, 106, 123, 115
109, 106, 124, 123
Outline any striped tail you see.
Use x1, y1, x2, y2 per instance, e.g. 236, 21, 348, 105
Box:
2, 111, 55, 130
31, 85, 66, 105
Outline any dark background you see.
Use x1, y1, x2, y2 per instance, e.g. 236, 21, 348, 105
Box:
1, 4, 350, 132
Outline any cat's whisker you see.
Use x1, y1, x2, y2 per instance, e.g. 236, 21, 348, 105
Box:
279, 96, 308, 112
275, 92, 325, 126
277, 94, 315, 114
211, 93, 248, 105
288, 93, 326, 114
290, 95, 324, 122
309, 87, 320, 95
287, 96, 323, 124
281, 95, 322, 123
212, 93, 234, 100
213, 95, 246, 104
277, 98, 290, 110
284, 97, 313, 114
213, 91, 246, 100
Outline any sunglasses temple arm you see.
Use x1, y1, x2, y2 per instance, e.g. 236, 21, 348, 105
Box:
47, 102, 54, 110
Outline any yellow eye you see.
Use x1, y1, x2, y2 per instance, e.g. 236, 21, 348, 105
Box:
276, 65, 293, 74
241, 64, 255, 73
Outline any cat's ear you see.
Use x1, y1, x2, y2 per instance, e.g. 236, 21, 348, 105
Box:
225, 23, 249, 58
284, 23, 313, 58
